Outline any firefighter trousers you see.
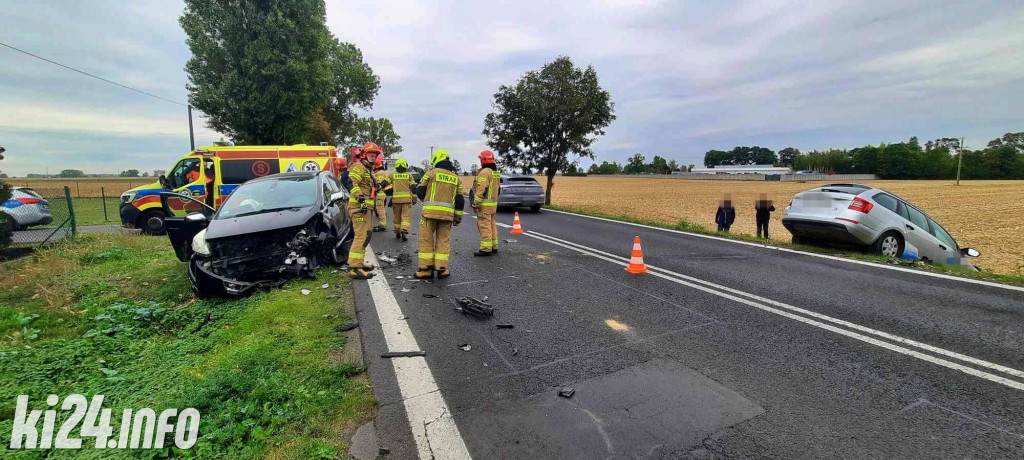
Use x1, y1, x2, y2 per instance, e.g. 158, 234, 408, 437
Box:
418, 218, 452, 270
392, 202, 412, 235
347, 204, 373, 268
476, 211, 498, 252
374, 198, 387, 229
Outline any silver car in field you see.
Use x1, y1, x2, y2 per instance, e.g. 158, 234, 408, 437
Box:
497, 174, 545, 212
1, 187, 53, 230
782, 183, 981, 270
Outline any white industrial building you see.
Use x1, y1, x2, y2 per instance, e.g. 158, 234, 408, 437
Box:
688, 164, 793, 175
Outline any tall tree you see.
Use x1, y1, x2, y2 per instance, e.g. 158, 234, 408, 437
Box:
482, 56, 615, 204
778, 147, 800, 166
346, 117, 402, 157
648, 155, 672, 174
624, 153, 646, 174
181, 0, 377, 144
59, 169, 85, 178
987, 132, 1024, 153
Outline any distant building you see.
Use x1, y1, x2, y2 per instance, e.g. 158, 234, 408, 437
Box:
687, 164, 792, 175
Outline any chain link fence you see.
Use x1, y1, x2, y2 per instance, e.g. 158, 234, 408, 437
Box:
2, 186, 76, 252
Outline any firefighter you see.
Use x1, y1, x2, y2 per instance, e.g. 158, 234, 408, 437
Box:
414, 149, 465, 279
472, 149, 501, 256
372, 155, 389, 232
388, 158, 415, 241
334, 157, 351, 191
346, 143, 382, 279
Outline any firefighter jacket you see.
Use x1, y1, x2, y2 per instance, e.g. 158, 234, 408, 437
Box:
472, 167, 500, 215
388, 170, 415, 204
416, 163, 465, 222
348, 162, 376, 203
374, 169, 391, 197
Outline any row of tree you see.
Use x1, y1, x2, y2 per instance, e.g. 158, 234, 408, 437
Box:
700, 133, 1024, 179
586, 155, 694, 175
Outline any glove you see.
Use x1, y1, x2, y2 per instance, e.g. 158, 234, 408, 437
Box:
358, 198, 368, 211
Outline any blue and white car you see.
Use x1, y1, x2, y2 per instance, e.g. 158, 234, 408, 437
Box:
1, 187, 53, 230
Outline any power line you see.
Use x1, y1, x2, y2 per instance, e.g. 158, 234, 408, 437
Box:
1, 41, 187, 107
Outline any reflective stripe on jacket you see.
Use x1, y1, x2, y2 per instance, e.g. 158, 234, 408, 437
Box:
389, 172, 414, 204
348, 163, 375, 203
418, 168, 464, 221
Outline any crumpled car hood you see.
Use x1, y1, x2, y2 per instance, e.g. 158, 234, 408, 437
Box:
206, 207, 316, 240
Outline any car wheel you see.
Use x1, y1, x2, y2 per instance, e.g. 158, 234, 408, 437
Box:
138, 210, 166, 235
188, 258, 223, 299
530, 204, 542, 212
791, 235, 806, 245
873, 231, 903, 258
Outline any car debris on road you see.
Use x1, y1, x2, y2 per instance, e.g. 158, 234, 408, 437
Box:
455, 296, 495, 318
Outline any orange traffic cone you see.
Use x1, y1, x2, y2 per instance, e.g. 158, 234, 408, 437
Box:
510, 212, 524, 234
624, 236, 648, 274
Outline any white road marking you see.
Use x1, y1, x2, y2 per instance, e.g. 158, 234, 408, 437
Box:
516, 231, 1024, 392
364, 250, 473, 460
545, 208, 1024, 293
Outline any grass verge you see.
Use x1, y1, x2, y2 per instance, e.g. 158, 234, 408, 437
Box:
0, 233, 375, 458
546, 205, 1024, 286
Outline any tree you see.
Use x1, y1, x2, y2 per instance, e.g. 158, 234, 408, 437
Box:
119, 169, 140, 177
987, 132, 1024, 153
588, 164, 600, 174
849, 146, 880, 174
877, 143, 921, 179
667, 159, 679, 172
419, 159, 432, 172
152, 170, 166, 178
142, 172, 150, 177
181, 0, 377, 144
470, 164, 480, 176
778, 147, 800, 166
687, 164, 695, 172
482, 56, 615, 205
648, 155, 672, 174
59, 169, 85, 178
347, 117, 402, 157
451, 159, 463, 175
704, 149, 729, 167
623, 153, 646, 174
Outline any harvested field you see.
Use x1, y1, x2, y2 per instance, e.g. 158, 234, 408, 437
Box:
537, 177, 1024, 276
11, 177, 146, 198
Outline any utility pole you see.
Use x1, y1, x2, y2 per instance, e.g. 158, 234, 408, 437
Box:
955, 137, 964, 186
188, 105, 196, 151
430, 146, 434, 156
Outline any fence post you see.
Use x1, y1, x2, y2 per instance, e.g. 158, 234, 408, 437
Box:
64, 186, 76, 236
77, 181, 81, 198
102, 187, 108, 221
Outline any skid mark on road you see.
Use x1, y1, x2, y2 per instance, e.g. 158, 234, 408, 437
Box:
519, 230, 1024, 392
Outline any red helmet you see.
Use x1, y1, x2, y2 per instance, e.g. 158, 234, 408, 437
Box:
374, 154, 384, 168
350, 147, 363, 162
478, 149, 495, 163
362, 142, 383, 157
333, 157, 347, 171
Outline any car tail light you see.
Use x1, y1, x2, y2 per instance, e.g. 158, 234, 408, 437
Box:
16, 197, 43, 205
848, 197, 873, 214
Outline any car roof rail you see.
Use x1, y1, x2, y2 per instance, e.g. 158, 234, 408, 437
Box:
823, 183, 870, 188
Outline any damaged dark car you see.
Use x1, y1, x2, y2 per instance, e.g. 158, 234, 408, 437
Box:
160, 171, 354, 297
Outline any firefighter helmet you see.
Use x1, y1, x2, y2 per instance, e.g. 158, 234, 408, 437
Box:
350, 147, 363, 162
333, 157, 347, 171
395, 158, 408, 169
362, 142, 383, 156
478, 149, 495, 163
431, 149, 449, 166
374, 154, 384, 169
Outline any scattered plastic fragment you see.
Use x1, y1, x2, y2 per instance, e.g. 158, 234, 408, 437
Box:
381, 351, 426, 358
458, 343, 472, 351
505, 239, 517, 243
321, 283, 330, 289
456, 296, 494, 318
496, 324, 514, 329
558, 387, 575, 398
301, 289, 312, 295
396, 275, 405, 279
422, 294, 439, 298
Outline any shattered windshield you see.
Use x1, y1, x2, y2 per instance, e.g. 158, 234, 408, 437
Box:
216, 176, 318, 219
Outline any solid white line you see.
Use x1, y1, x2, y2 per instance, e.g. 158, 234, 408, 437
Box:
531, 231, 1024, 381
364, 250, 473, 460
545, 208, 1024, 293
517, 232, 1024, 392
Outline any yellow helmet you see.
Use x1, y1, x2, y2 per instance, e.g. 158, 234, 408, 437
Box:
395, 158, 408, 169
431, 149, 449, 166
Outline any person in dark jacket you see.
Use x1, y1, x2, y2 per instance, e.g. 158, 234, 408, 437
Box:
755, 193, 775, 239
715, 194, 736, 232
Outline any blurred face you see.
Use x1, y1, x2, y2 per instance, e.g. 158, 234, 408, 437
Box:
722, 193, 732, 207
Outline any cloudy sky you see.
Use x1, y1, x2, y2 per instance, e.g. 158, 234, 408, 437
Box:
2, 0, 1022, 176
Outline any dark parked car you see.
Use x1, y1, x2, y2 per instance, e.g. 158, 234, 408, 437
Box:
161, 171, 354, 297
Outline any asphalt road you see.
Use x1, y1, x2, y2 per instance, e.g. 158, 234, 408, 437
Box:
352, 206, 1024, 459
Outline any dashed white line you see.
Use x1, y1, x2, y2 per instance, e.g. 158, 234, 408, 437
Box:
516, 230, 1024, 392
364, 250, 473, 460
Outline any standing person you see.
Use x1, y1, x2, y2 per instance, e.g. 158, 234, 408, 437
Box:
333, 157, 351, 191
715, 194, 736, 232
372, 154, 389, 232
388, 158, 415, 241
755, 193, 775, 239
414, 149, 465, 279
472, 149, 501, 256
346, 143, 381, 279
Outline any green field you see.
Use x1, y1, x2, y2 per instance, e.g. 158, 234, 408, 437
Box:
0, 234, 375, 458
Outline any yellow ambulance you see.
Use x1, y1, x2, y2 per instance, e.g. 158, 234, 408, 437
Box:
120, 144, 340, 234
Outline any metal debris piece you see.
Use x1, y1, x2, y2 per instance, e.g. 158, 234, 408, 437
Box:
558, 387, 575, 398
300, 289, 312, 295
482, 295, 489, 302
396, 275, 405, 279
381, 351, 426, 358
423, 294, 439, 298
378, 254, 397, 263
458, 343, 471, 351
455, 296, 494, 318
338, 322, 359, 332
496, 324, 514, 329
505, 239, 517, 243
401, 287, 414, 292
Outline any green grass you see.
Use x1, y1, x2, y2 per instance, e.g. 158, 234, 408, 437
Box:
65, 197, 122, 227
0, 233, 375, 458
546, 205, 1024, 286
